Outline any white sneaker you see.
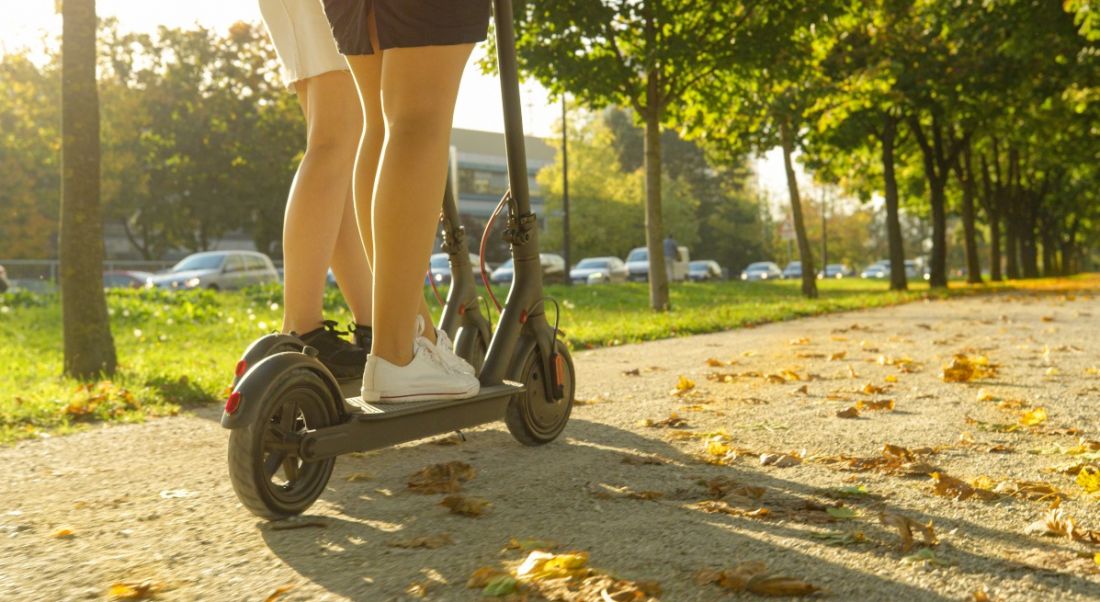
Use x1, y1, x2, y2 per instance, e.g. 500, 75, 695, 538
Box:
431, 325, 477, 376
360, 334, 480, 404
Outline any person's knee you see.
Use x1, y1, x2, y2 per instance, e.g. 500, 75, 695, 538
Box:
383, 101, 452, 141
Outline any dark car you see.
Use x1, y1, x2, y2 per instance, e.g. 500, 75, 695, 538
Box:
104, 270, 153, 289
818, 264, 855, 279
490, 253, 567, 284
688, 260, 723, 281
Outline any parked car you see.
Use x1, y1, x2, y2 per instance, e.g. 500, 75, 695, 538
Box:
625, 245, 691, 282
688, 260, 723, 282
861, 260, 890, 279
428, 252, 484, 285
147, 251, 279, 291
818, 264, 855, 279
782, 261, 802, 279
490, 253, 567, 285
570, 257, 628, 284
740, 261, 782, 281
104, 270, 153, 289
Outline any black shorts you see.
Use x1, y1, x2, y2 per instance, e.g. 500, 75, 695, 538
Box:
321, 0, 491, 56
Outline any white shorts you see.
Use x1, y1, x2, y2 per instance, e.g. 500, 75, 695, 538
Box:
258, 0, 348, 91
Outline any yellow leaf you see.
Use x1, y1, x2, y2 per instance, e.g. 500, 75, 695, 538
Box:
52, 528, 75, 539
108, 582, 161, 600
1019, 407, 1048, 427
673, 375, 696, 396
264, 584, 295, 602
829, 351, 847, 361
1085, 367, 1099, 376
1077, 466, 1100, 493
836, 406, 860, 419
1045, 367, 1061, 376
885, 374, 898, 383
1094, 552, 1099, 566
976, 388, 995, 402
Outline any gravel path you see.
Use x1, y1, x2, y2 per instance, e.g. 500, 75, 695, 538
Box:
2, 289, 1099, 601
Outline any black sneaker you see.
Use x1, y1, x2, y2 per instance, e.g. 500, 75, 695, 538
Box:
297, 320, 366, 379
349, 323, 373, 352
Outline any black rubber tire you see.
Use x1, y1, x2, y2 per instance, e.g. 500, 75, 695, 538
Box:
227, 368, 338, 520
505, 339, 574, 446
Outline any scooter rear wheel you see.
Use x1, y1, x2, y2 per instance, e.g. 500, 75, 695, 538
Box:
505, 340, 574, 446
228, 368, 338, 519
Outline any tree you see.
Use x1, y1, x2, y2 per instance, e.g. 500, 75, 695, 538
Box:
60, 0, 116, 378
508, 0, 782, 310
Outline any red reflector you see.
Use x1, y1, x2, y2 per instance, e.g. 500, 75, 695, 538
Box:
519, 310, 528, 324
234, 360, 248, 378
225, 391, 242, 414
554, 353, 565, 383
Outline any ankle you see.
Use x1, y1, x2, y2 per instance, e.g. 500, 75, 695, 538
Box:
283, 319, 324, 335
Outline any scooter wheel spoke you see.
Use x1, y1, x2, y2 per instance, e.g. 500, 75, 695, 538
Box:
264, 450, 287, 479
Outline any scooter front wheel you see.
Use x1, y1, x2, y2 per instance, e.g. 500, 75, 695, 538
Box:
227, 368, 338, 519
505, 339, 574, 446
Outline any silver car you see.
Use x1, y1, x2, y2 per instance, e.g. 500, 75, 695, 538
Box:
570, 257, 628, 284
740, 261, 782, 281
147, 251, 279, 291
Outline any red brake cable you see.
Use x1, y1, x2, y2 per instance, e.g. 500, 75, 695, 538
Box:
479, 191, 510, 312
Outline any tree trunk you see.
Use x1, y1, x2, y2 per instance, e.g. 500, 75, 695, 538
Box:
1004, 149, 1020, 279
642, 75, 669, 311
955, 145, 982, 284
907, 115, 955, 289
780, 120, 817, 299
880, 114, 907, 291
978, 153, 1002, 281
1061, 217, 1079, 276
1020, 192, 1040, 278
61, 0, 117, 378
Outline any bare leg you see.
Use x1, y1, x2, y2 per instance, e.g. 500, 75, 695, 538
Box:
355, 43, 474, 366
281, 70, 369, 333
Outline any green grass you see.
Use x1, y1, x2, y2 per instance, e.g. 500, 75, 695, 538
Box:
0, 275, 1095, 444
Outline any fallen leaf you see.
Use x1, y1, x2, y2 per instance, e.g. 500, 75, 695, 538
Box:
641, 413, 689, 429
482, 575, 517, 597
1077, 466, 1100, 493
942, 354, 998, 383
264, 584, 295, 602
795, 384, 809, 395
440, 495, 490, 517
1019, 407, 1048, 427
695, 563, 819, 596
976, 388, 996, 402
810, 530, 866, 546
623, 368, 641, 376
855, 399, 895, 412
108, 582, 162, 600
386, 533, 453, 549
621, 454, 665, 466
831, 485, 870, 498
693, 500, 770, 519
930, 472, 998, 501
836, 407, 860, 419
902, 548, 951, 566
879, 511, 938, 552
826, 507, 858, 520
431, 433, 465, 446
672, 376, 695, 396
344, 472, 373, 482
884, 374, 899, 383
467, 566, 511, 589
51, 528, 75, 539
829, 351, 847, 361
408, 461, 476, 494
861, 383, 887, 395
704, 477, 766, 500
760, 452, 802, 468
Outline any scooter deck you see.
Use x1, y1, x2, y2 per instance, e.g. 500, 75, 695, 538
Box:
299, 382, 524, 460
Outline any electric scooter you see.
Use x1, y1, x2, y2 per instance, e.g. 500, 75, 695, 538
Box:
221, 0, 576, 520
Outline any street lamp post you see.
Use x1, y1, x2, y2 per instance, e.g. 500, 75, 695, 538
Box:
561, 94, 571, 286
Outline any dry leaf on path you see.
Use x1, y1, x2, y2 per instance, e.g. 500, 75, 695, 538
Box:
856, 399, 895, 411
1077, 467, 1100, 493
836, 407, 860, 419
942, 354, 998, 383
108, 581, 163, 601
1019, 407, 1048, 427
760, 452, 802, 468
440, 495, 490, 517
930, 472, 998, 501
386, 533, 453, 549
407, 461, 475, 494
879, 511, 938, 552
641, 413, 689, 429
672, 376, 695, 396
264, 584, 295, 602
695, 562, 819, 597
